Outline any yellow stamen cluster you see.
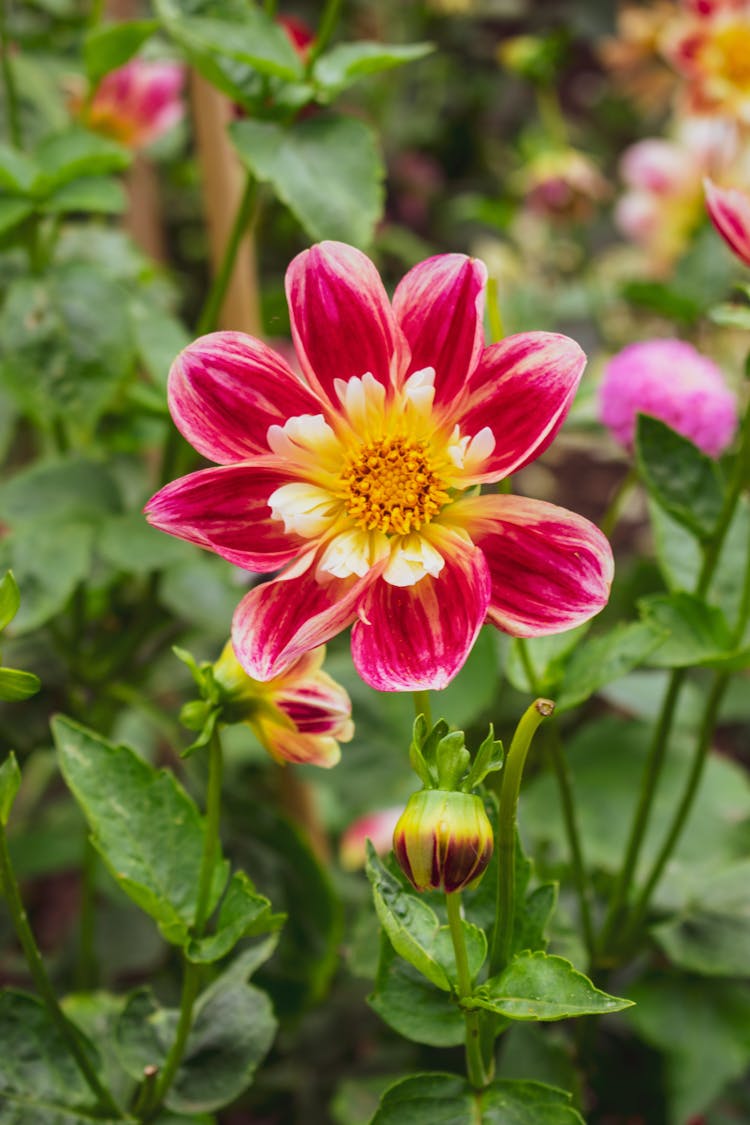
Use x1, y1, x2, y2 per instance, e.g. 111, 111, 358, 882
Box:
714, 24, 750, 88
340, 436, 449, 535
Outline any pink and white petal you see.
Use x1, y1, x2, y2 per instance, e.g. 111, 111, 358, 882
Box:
456, 332, 587, 483
232, 554, 379, 680
145, 461, 300, 571
458, 494, 613, 636
704, 178, 750, 268
350, 539, 490, 691
255, 715, 342, 768
276, 674, 353, 740
168, 331, 322, 464
393, 254, 487, 409
285, 241, 409, 405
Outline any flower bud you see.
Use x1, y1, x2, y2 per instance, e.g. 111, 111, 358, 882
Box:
393, 790, 493, 894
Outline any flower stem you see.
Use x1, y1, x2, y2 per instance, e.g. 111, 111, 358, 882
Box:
306, 0, 343, 72
413, 689, 433, 727
490, 698, 554, 976
446, 890, 492, 1090
75, 835, 99, 990
0, 0, 21, 148
196, 174, 258, 337
486, 276, 504, 344
140, 730, 224, 1119
599, 466, 637, 540
0, 822, 123, 1117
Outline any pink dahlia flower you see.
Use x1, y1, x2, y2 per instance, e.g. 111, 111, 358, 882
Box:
705, 176, 750, 265
146, 241, 614, 692
83, 59, 185, 149
213, 641, 353, 768
599, 338, 737, 457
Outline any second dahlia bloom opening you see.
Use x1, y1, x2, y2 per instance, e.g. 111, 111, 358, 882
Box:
146, 242, 613, 692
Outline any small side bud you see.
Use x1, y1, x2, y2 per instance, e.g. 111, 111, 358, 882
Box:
393, 790, 494, 894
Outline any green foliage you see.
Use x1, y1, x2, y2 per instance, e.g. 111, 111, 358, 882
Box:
636, 415, 725, 541
466, 951, 631, 1021
53, 716, 229, 945
0, 753, 21, 826
231, 116, 384, 248
84, 20, 159, 86
313, 41, 434, 99
372, 1073, 585, 1124
186, 870, 285, 964
369, 935, 465, 1047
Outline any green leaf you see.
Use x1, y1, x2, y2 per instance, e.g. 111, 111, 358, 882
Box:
368, 935, 465, 1047
116, 942, 278, 1113
513, 883, 557, 957
0, 143, 38, 194
372, 1073, 585, 1124
0, 667, 41, 702
157, 0, 303, 81
0, 197, 33, 235
626, 974, 750, 1124
0, 521, 94, 633
466, 951, 631, 1021
62, 991, 133, 1108
652, 859, 750, 977
186, 870, 285, 964
0, 990, 113, 1123
639, 591, 738, 668
0, 752, 21, 826
555, 621, 667, 712
33, 128, 131, 192
636, 414, 725, 541
0, 570, 20, 631
313, 41, 433, 97
506, 626, 591, 696
129, 298, 191, 389
365, 844, 451, 991
231, 115, 384, 248
0, 457, 122, 526
52, 716, 229, 945
98, 513, 194, 573
84, 20, 159, 86
42, 176, 126, 215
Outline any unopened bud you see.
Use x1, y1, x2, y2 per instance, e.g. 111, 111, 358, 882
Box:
393, 790, 494, 894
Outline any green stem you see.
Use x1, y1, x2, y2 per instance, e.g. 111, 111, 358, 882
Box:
140, 730, 224, 1120
0, 823, 123, 1116
490, 698, 554, 975
196, 175, 257, 337
412, 689, 432, 727
517, 640, 595, 962
599, 466, 637, 540
306, 0, 343, 71
535, 86, 567, 146
486, 276, 504, 344
75, 836, 98, 990
0, 0, 21, 148
446, 890, 492, 1090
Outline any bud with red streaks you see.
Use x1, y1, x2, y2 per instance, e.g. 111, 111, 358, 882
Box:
393, 789, 494, 894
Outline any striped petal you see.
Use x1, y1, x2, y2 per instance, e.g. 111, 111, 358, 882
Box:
232, 552, 378, 680
285, 241, 409, 405
168, 331, 322, 464
705, 178, 750, 267
145, 461, 299, 571
254, 716, 343, 768
456, 332, 587, 483
459, 494, 613, 636
350, 537, 490, 691
393, 254, 487, 408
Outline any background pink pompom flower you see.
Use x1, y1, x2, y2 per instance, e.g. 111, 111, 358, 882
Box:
146, 241, 614, 692
81, 58, 185, 150
705, 176, 750, 264
598, 338, 737, 457
213, 641, 353, 768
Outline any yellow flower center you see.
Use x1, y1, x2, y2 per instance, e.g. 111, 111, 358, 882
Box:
714, 23, 750, 88
340, 436, 449, 536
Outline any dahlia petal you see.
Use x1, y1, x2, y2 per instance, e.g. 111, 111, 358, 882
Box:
286, 241, 408, 404
705, 178, 750, 268
457, 332, 587, 483
458, 494, 613, 636
168, 331, 322, 464
393, 254, 487, 408
145, 461, 299, 571
232, 554, 378, 680
269, 482, 342, 538
255, 716, 342, 768
351, 539, 490, 691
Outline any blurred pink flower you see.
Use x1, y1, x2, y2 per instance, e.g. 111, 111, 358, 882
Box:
146, 241, 614, 692
615, 118, 738, 271
339, 806, 402, 869
662, 0, 750, 121
82, 58, 185, 149
705, 176, 750, 263
213, 641, 353, 768
521, 148, 610, 223
599, 338, 737, 457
